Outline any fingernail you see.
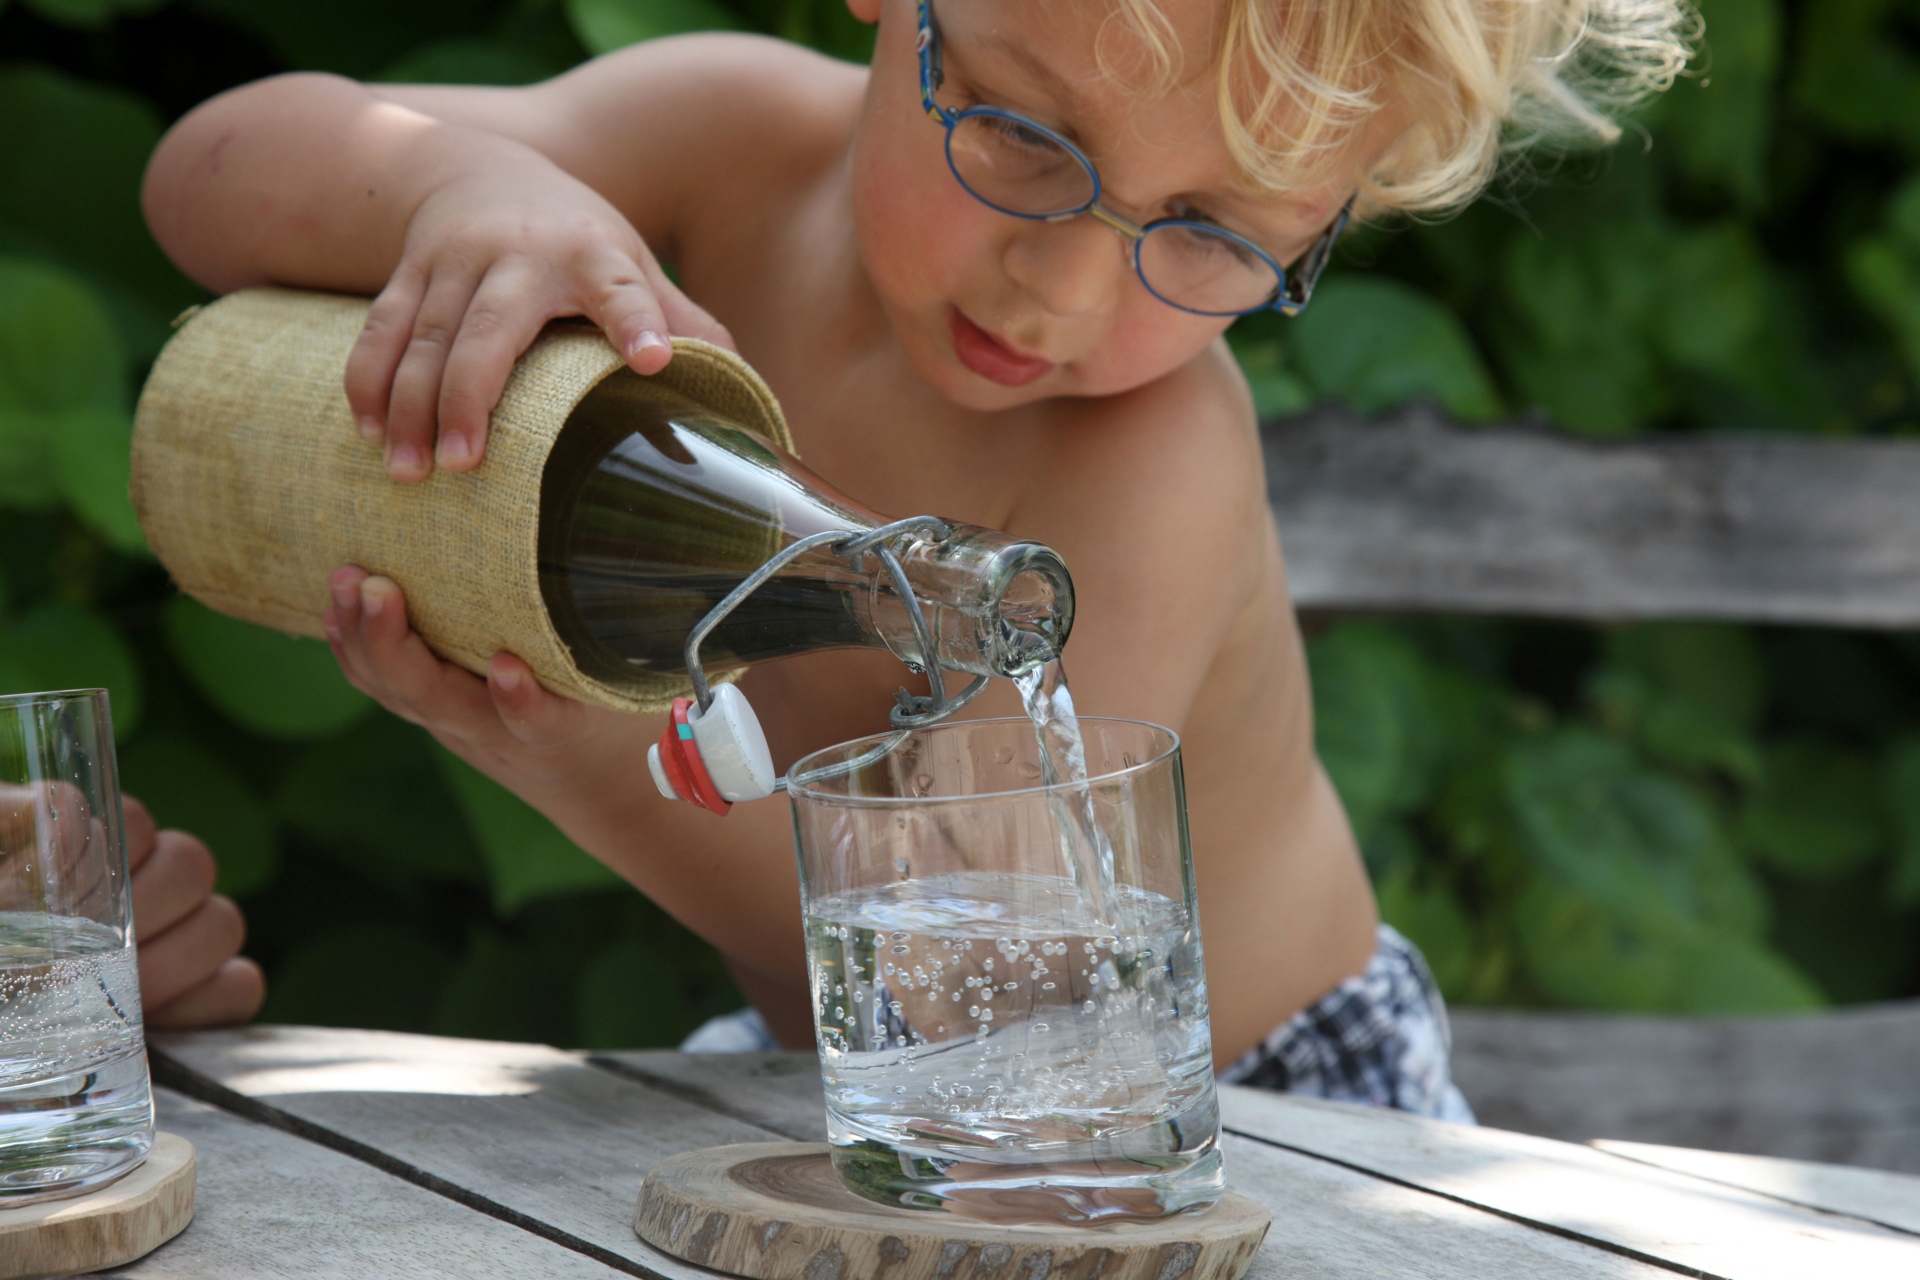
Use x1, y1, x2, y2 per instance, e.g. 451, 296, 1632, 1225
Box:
357, 415, 383, 440
331, 578, 357, 610
626, 330, 669, 362
436, 435, 473, 468
359, 581, 385, 618
387, 442, 424, 477
493, 665, 522, 694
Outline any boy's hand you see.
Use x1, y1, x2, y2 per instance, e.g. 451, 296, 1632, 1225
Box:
343, 165, 733, 484
320, 564, 650, 823
125, 795, 267, 1028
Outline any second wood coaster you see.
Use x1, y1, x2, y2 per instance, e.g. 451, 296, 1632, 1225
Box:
635, 1143, 1270, 1280
0, 1131, 196, 1280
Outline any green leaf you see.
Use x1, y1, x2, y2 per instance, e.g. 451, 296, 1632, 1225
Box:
190, 0, 506, 78
565, 0, 736, 54
1588, 624, 1765, 781
1308, 623, 1450, 842
120, 736, 278, 898
378, 37, 566, 86
0, 408, 59, 509
1791, 0, 1920, 157
1642, 0, 1782, 206
163, 597, 373, 741
1226, 334, 1313, 419
1288, 277, 1503, 420
0, 256, 124, 415
433, 929, 579, 1043
22, 0, 166, 28
50, 406, 146, 554
1738, 740, 1884, 879
1376, 865, 1477, 1000
276, 716, 486, 890
575, 934, 700, 1048
1499, 728, 1765, 933
1656, 224, 1769, 375
434, 746, 622, 913
0, 68, 199, 356
1883, 737, 1920, 907
260, 923, 453, 1032
1515, 879, 1821, 1012
0, 602, 141, 736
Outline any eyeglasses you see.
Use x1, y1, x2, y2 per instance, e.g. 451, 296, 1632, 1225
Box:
916, 0, 1351, 318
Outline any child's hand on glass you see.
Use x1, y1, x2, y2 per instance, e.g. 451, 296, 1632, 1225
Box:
124, 796, 266, 1028
342, 164, 733, 485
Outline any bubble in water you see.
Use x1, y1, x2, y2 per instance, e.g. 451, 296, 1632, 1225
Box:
993, 744, 1016, 764
952, 992, 961, 1001
983, 959, 994, 971
1033, 1023, 1049, 1032
893, 858, 911, 878
968, 1006, 980, 1018
1016, 762, 1043, 780
912, 774, 935, 796
981, 1009, 993, 1021
1041, 982, 1056, 990
890, 945, 910, 954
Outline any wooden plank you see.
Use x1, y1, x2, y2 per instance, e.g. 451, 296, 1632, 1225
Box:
150, 1026, 789, 1276
1448, 1002, 1920, 1174
605, 1052, 1680, 1279
592, 1051, 829, 1142
1592, 1141, 1920, 1238
106, 1087, 632, 1279
1265, 407, 1920, 626
1219, 1084, 1920, 1280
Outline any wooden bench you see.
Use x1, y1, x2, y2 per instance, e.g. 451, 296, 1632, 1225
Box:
1262, 403, 1920, 1173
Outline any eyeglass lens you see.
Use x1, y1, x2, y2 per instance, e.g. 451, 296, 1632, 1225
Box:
947, 112, 1284, 315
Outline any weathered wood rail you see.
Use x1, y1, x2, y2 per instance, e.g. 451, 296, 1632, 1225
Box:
1266, 406, 1920, 626
1263, 405, 1920, 1174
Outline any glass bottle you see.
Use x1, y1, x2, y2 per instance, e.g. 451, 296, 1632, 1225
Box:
538, 369, 1075, 688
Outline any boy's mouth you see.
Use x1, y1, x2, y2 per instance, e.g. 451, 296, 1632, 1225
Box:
949, 309, 1055, 387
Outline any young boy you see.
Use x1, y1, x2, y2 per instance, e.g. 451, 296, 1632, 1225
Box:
141, 0, 1687, 1114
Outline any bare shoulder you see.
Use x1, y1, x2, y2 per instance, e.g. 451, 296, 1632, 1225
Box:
534, 34, 862, 195
1046, 340, 1269, 582
1019, 342, 1275, 723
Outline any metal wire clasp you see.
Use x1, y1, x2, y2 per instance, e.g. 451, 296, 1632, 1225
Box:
681, 516, 992, 741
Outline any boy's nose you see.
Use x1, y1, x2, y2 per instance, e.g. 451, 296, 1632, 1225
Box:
1002, 216, 1128, 318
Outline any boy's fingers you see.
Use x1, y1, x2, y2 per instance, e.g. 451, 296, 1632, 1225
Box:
653, 278, 737, 354
385, 269, 483, 482
578, 247, 675, 374
436, 259, 550, 472
345, 268, 428, 439
122, 795, 157, 871
145, 957, 266, 1029
130, 828, 217, 940
136, 893, 246, 1010
334, 574, 503, 746
486, 653, 586, 749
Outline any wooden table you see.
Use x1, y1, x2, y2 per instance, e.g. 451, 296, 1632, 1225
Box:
99, 1026, 1920, 1279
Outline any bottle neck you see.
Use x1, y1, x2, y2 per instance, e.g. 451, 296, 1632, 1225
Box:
539, 371, 1074, 688
854, 526, 1073, 679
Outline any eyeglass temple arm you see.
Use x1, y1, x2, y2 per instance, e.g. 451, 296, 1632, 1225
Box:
1280, 197, 1355, 313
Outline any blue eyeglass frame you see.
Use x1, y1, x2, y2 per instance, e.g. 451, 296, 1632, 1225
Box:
914, 0, 1351, 318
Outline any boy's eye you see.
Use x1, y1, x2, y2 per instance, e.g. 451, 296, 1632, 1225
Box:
980, 114, 1058, 154
1157, 222, 1267, 270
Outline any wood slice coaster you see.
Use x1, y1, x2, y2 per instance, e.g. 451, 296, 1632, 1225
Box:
0, 1131, 195, 1280
635, 1143, 1270, 1280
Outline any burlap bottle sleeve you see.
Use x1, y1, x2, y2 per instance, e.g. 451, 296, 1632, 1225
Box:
130, 287, 793, 714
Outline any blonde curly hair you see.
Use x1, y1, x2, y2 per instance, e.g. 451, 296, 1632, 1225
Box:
1107, 0, 1697, 213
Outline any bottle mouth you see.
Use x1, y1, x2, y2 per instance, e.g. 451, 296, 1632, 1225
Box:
861, 525, 1074, 680
984, 548, 1074, 677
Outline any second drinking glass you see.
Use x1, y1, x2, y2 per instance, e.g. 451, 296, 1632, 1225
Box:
788, 717, 1222, 1224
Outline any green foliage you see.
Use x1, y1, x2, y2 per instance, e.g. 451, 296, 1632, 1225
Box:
567, 0, 736, 54
121, 736, 277, 896
162, 598, 372, 740
0, 0, 1912, 1049
435, 748, 624, 913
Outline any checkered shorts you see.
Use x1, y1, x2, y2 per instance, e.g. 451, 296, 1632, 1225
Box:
1219, 924, 1476, 1123
683, 923, 1475, 1125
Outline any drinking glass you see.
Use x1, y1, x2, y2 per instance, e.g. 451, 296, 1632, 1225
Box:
788, 717, 1222, 1224
0, 689, 153, 1204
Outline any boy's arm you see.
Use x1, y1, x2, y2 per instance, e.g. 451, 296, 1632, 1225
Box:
139, 40, 810, 481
